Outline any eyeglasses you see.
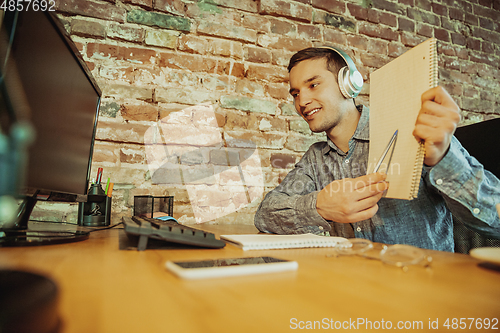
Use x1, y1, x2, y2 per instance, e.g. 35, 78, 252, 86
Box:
328, 238, 432, 271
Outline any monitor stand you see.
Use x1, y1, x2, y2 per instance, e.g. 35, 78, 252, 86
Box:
0, 193, 90, 247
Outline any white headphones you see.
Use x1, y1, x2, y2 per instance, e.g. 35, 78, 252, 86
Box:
319, 46, 364, 99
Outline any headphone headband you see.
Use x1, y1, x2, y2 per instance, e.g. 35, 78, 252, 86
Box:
318, 46, 364, 99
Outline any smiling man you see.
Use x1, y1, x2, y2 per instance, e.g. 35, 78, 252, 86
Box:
254, 47, 500, 251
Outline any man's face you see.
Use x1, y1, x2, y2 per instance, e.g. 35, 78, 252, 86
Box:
289, 58, 349, 134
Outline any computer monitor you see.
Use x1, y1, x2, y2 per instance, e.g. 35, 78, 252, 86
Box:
454, 118, 500, 179
0, 9, 101, 245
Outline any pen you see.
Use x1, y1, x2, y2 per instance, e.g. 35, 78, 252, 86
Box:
374, 130, 398, 173
96, 167, 103, 184
105, 177, 110, 194
107, 183, 114, 197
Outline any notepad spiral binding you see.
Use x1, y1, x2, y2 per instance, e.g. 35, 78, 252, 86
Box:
429, 38, 438, 88
410, 38, 437, 199
410, 141, 425, 199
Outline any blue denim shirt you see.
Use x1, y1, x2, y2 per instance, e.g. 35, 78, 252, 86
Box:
254, 106, 500, 251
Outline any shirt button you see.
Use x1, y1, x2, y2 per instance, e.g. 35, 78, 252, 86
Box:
473, 208, 480, 215
436, 179, 443, 185
345, 159, 349, 163
356, 227, 361, 232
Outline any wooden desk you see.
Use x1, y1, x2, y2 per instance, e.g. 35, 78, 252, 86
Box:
1, 224, 499, 333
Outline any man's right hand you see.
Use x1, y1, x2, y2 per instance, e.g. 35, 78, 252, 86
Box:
316, 172, 388, 223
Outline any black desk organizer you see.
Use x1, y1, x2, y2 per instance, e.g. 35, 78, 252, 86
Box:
78, 184, 111, 226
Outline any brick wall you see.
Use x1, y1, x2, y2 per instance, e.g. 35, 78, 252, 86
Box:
35, 0, 500, 224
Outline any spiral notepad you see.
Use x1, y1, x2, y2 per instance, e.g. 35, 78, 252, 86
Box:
368, 38, 438, 200
220, 233, 347, 250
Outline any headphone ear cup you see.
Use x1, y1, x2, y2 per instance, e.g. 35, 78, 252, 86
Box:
337, 66, 351, 99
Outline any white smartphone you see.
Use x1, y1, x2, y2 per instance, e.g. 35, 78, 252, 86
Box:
165, 256, 298, 280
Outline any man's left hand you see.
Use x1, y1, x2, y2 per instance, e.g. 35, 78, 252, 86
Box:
413, 86, 461, 167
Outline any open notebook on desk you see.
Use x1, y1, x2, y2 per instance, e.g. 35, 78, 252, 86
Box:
367, 38, 438, 200
220, 233, 347, 251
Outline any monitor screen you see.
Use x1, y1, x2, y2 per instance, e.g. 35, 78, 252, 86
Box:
3, 9, 101, 200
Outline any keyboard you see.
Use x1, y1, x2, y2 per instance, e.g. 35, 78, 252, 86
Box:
122, 216, 226, 251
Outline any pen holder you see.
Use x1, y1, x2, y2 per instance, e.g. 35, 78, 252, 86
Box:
78, 184, 111, 226
133, 195, 173, 218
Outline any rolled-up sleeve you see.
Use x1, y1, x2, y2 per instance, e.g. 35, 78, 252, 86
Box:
426, 136, 500, 238
254, 147, 331, 235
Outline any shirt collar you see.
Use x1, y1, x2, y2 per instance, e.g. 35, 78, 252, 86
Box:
322, 105, 370, 155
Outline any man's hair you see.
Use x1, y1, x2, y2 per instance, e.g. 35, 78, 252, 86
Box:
287, 47, 348, 81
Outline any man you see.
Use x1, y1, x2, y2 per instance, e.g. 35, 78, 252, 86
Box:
254, 47, 500, 251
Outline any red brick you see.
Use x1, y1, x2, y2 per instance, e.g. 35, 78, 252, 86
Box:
469, 50, 498, 67
177, 35, 208, 55
216, 60, 231, 75
464, 13, 479, 26
107, 23, 145, 43
438, 43, 457, 56
398, 17, 415, 33
449, 7, 464, 21
360, 52, 389, 69
241, 14, 271, 33
246, 64, 288, 83
461, 62, 478, 75
416, 23, 433, 38
398, 0, 414, 5
415, 0, 431, 10
122, 0, 152, 9
473, 26, 500, 44
359, 21, 399, 41
71, 19, 106, 38
367, 39, 388, 54
245, 46, 272, 63
56, 0, 127, 22
121, 103, 159, 121
379, 12, 398, 27
474, 4, 499, 20
87, 43, 157, 64
388, 42, 408, 58
92, 141, 119, 163
441, 81, 464, 97
434, 28, 450, 42
120, 146, 146, 164
159, 52, 218, 73
231, 63, 246, 78
270, 18, 296, 35
153, 0, 186, 14
209, 39, 244, 59
431, 2, 447, 15
368, 10, 397, 27
466, 37, 482, 51
347, 35, 369, 51
442, 55, 460, 71
451, 32, 467, 46
260, 0, 312, 22
198, 21, 257, 44
259, 34, 312, 53
372, 0, 405, 14
482, 41, 495, 54
347, 4, 368, 20
479, 17, 495, 30
297, 24, 322, 40
95, 119, 151, 144
323, 28, 347, 45
401, 32, 427, 46
265, 83, 290, 100
312, 0, 345, 14
85, 61, 95, 71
